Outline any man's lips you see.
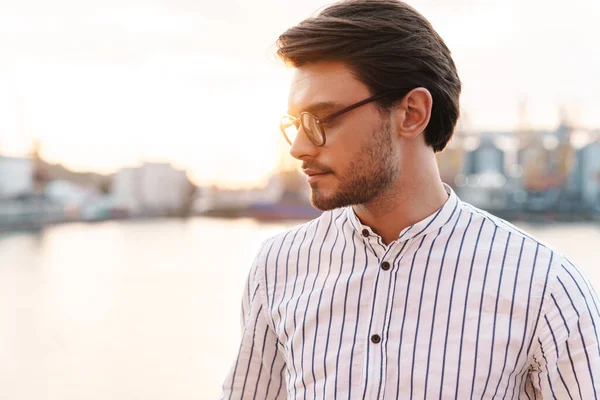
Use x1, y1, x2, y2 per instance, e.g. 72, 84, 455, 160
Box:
302, 169, 330, 177
302, 169, 332, 183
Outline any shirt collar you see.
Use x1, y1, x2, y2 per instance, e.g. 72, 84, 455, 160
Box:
345, 183, 461, 243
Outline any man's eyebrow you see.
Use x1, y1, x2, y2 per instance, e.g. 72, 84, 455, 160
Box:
287, 101, 342, 117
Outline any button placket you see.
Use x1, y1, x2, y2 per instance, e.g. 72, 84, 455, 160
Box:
377, 239, 413, 397
362, 243, 404, 397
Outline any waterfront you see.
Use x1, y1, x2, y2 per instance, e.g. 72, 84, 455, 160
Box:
1, 217, 599, 399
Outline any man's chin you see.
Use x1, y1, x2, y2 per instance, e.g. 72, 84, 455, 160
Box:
309, 191, 349, 211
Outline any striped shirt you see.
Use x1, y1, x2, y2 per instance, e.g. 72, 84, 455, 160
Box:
220, 184, 600, 399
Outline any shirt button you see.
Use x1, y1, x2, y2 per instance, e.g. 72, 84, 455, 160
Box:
381, 262, 390, 271
371, 334, 381, 344
362, 229, 369, 237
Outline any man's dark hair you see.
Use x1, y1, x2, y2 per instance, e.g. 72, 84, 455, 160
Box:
276, 0, 461, 152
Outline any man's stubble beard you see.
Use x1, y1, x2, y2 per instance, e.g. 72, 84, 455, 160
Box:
309, 118, 399, 211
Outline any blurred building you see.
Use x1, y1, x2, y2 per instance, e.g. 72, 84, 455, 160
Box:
455, 134, 510, 211
0, 155, 34, 199
579, 140, 600, 211
112, 162, 192, 215
464, 134, 506, 176
112, 167, 139, 210
0, 154, 67, 229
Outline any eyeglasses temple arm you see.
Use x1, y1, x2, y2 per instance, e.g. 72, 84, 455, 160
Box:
319, 91, 395, 123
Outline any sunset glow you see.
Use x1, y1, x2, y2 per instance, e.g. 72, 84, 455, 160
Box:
0, 0, 598, 188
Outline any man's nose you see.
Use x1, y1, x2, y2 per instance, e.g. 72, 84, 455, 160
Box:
289, 128, 320, 160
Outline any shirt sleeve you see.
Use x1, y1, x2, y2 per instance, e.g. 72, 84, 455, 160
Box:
528, 256, 600, 398
220, 257, 287, 400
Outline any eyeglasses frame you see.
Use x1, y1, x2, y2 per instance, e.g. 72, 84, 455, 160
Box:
280, 90, 399, 147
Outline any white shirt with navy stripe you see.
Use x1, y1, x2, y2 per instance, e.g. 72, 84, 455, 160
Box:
220, 184, 600, 399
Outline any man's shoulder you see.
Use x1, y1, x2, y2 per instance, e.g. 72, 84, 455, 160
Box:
459, 201, 565, 264
461, 202, 600, 312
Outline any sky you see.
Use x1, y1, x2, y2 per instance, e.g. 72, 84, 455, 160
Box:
0, 0, 598, 188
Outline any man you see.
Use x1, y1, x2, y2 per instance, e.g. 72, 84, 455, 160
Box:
220, 0, 600, 398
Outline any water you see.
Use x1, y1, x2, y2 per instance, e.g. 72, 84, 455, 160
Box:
0, 217, 599, 400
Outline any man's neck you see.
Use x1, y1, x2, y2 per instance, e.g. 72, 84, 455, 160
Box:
352, 177, 449, 246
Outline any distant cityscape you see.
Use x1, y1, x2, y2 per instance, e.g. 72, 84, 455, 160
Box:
437, 122, 600, 221
0, 142, 198, 231
1, 113, 600, 232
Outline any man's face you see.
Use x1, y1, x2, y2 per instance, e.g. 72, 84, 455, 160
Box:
287, 61, 400, 211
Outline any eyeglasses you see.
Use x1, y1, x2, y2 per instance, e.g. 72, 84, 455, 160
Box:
279, 91, 395, 147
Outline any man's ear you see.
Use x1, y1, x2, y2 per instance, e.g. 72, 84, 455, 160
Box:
392, 87, 432, 139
